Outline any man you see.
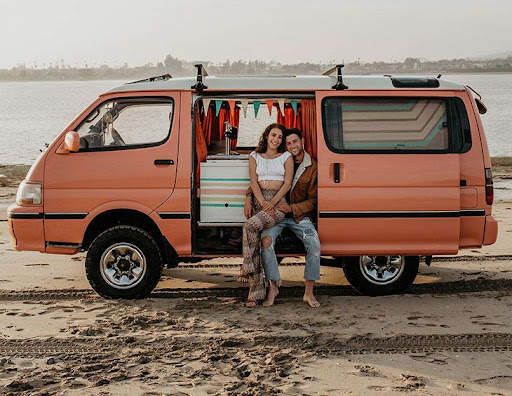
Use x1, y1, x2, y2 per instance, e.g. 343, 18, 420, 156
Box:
244, 128, 321, 308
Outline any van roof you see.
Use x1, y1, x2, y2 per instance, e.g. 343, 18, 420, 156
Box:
105, 75, 465, 94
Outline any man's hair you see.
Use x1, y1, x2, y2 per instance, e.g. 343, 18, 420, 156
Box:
285, 128, 303, 140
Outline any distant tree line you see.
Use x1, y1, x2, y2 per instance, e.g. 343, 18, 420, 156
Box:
1, 54, 512, 81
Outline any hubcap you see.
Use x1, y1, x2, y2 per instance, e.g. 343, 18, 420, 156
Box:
359, 255, 405, 285
100, 243, 146, 289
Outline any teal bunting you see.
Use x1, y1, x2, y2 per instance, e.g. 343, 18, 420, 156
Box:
253, 101, 261, 118
291, 100, 298, 115
215, 100, 223, 117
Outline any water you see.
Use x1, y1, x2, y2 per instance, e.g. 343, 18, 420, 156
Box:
0, 74, 511, 165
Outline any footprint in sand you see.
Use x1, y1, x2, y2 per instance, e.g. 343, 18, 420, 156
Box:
411, 352, 449, 365
474, 375, 512, 386
351, 365, 382, 377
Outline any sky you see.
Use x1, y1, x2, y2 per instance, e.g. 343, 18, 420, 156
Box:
1, 0, 511, 69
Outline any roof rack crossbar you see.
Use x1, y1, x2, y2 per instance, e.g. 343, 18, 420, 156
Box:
191, 64, 208, 92
126, 73, 172, 85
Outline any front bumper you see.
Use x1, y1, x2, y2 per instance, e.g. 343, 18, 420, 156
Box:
7, 204, 45, 252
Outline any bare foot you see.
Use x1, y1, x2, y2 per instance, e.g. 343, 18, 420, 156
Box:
303, 294, 320, 308
263, 282, 280, 307
246, 300, 257, 308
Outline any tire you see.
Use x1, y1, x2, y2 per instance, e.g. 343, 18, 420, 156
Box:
85, 225, 163, 299
343, 255, 419, 296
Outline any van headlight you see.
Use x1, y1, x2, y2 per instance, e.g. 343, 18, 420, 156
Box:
16, 181, 42, 205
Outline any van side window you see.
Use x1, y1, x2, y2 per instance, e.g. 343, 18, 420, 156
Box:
450, 98, 472, 153
76, 98, 173, 151
323, 98, 453, 153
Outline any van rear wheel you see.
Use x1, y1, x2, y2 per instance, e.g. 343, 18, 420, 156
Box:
85, 225, 163, 299
343, 255, 419, 296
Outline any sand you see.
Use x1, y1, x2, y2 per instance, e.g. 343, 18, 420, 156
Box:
0, 162, 512, 395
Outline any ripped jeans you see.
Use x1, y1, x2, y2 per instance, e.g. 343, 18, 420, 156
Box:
261, 217, 321, 282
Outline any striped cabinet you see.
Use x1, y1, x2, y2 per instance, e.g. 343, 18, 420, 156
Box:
200, 158, 250, 223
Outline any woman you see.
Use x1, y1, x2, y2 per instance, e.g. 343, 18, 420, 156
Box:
241, 123, 293, 307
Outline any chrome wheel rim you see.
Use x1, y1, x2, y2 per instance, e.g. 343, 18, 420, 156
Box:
359, 255, 405, 285
100, 243, 146, 289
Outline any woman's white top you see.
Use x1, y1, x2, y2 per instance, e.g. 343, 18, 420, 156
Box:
250, 151, 292, 181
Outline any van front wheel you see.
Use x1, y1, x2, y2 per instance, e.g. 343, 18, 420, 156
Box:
85, 226, 163, 299
343, 255, 419, 296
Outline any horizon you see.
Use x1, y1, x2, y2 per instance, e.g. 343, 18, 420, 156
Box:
1, 0, 511, 69
5, 52, 512, 71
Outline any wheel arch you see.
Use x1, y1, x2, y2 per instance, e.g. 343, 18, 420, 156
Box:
82, 208, 178, 267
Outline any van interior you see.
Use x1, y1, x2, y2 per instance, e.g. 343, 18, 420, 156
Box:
192, 96, 317, 255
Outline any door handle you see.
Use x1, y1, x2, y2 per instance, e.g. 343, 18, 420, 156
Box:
154, 159, 174, 165
334, 163, 340, 183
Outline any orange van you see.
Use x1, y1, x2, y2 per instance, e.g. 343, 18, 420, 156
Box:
7, 65, 498, 298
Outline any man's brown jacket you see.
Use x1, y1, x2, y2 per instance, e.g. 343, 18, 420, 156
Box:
288, 151, 317, 223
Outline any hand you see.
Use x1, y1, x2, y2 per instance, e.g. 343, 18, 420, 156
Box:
261, 200, 274, 212
275, 200, 292, 213
244, 195, 253, 219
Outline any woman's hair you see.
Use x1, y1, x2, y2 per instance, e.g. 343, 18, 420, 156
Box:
255, 123, 287, 153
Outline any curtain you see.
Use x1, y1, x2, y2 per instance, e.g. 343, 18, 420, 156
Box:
202, 103, 215, 146
216, 102, 240, 151
194, 103, 208, 187
300, 99, 317, 159
277, 104, 302, 130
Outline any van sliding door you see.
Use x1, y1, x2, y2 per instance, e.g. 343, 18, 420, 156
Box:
316, 91, 461, 255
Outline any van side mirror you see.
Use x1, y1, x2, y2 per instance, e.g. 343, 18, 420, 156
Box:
56, 131, 80, 153
475, 98, 487, 115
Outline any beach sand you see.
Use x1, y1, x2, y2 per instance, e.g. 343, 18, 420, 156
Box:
0, 162, 512, 395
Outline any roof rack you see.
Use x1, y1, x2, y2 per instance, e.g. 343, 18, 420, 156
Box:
321, 64, 348, 90
126, 73, 172, 85
191, 64, 208, 92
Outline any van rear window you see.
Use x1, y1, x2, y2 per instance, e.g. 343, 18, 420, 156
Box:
322, 98, 453, 153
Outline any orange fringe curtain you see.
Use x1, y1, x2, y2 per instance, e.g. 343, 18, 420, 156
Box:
300, 99, 317, 159
194, 100, 241, 184
276, 104, 302, 130
194, 104, 208, 187
217, 103, 240, 151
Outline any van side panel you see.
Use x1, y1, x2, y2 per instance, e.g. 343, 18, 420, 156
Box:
153, 91, 192, 255
316, 90, 461, 255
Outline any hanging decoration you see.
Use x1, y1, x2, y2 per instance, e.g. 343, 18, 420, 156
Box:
215, 100, 223, 117
228, 100, 236, 119
291, 99, 298, 115
203, 98, 211, 116
240, 99, 249, 118
253, 100, 261, 118
266, 99, 274, 116
277, 98, 285, 116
